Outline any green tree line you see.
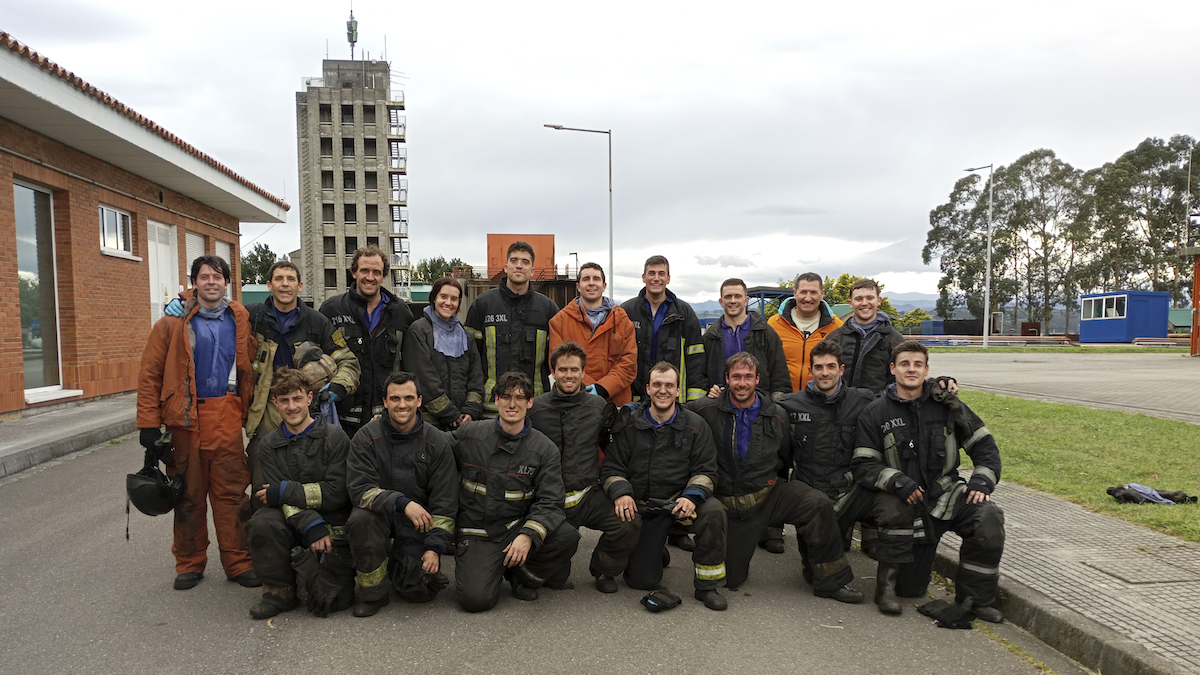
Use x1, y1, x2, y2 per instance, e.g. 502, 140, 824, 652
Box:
923, 136, 1199, 333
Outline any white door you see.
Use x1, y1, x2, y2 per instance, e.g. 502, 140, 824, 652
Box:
146, 221, 178, 324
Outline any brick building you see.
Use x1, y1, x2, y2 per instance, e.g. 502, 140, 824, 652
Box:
0, 33, 287, 416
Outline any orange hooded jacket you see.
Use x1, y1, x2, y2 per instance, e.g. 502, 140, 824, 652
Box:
549, 299, 638, 406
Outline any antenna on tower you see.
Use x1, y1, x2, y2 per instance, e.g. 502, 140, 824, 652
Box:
347, 7, 358, 60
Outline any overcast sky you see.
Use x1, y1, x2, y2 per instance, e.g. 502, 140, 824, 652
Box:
7, 1, 1200, 302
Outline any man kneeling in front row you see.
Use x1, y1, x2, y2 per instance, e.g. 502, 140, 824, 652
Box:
452, 371, 580, 612
345, 371, 459, 617
245, 368, 352, 619
603, 361, 730, 610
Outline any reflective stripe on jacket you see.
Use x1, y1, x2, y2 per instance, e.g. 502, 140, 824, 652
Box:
464, 281, 559, 414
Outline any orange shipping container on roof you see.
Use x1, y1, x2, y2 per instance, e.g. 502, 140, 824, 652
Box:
487, 234, 556, 280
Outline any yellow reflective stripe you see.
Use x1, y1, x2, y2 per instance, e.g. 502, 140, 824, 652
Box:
466, 327, 483, 340
677, 338, 687, 403
466, 392, 483, 404
504, 489, 534, 501
686, 344, 704, 355
874, 467, 901, 491
524, 520, 547, 539
603, 476, 630, 491
483, 325, 498, 413
963, 426, 992, 451
328, 525, 346, 540
357, 560, 387, 588
461, 478, 488, 495
930, 482, 965, 520
506, 519, 521, 530
303, 483, 322, 509
533, 329, 547, 397
282, 505, 301, 519
883, 432, 901, 469
854, 446, 884, 461
359, 487, 386, 509
426, 393, 452, 414
972, 466, 998, 484
565, 485, 591, 509
694, 563, 726, 579
685, 388, 706, 402
431, 515, 456, 534
687, 475, 714, 492
460, 527, 488, 537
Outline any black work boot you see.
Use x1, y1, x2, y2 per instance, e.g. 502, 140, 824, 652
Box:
249, 585, 299, 619
874, 563, 902, 615
595, 575, 618, 594
669, 534, 696, 552
174, 572, 204, 590
352, 594, 390, 618
694, 588, 728, 611
815, 585, 864, 604
970, 602, 1003, 623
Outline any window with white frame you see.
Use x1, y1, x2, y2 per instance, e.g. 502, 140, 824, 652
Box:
99, 205, 133, 253
1081, 295, 1126, 320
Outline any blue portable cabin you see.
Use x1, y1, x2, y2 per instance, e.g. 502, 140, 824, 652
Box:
1078, 291, 1168, 343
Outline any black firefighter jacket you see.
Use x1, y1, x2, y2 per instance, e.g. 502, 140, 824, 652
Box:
320, 285, 415, 427
258, 415, 352, 546
246, 298, 360, 436
778, 380, 877, 501
825, 314, 905, 394
529, 386, 614, 504
620, 287, 709, 403
402, 315, 486, 428
464, 281, 560, 412
688, 392, 790, 519
852, 382, 1001, 522
602, 403, 718, 505
451, 419, 566, 549
702, 311, 792, 399
346, 415, 458, 554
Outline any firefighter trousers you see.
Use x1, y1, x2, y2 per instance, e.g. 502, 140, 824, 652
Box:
728, 481, 851, 591
454, 523, 581, 613
626, 498, 727, 591
344, 506, 449, 603
548, 486, 641, 586
832, 485, 914, 564
246, 507, 352, 593
898, 494, 1005, 607
166, 395, 252, 577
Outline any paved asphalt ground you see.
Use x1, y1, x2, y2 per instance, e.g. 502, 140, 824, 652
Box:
0, 437, 1089, 675
932, 352, 1200, 424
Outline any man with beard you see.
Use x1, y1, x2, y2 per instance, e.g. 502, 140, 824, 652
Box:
344, 371, 458, 617
529, 341, 641, 593
779, 340, 913, 614
691, 353, 861, 603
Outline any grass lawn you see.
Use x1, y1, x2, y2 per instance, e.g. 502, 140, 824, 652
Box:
929, 346, 1188, 354
958, 390, 1200, 542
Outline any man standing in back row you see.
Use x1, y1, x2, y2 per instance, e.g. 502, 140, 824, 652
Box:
466, 241, 561, 416
321, 245, 414, 437
621, 255, 708, 404
768, 272, 842, 393
549, 262, 638, 406
825, 278, 904, 393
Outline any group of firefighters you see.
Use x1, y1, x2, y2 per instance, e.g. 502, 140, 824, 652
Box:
135, 240, 1006, 622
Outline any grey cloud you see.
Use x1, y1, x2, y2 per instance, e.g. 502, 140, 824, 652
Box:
695, 255, 755, 267
742, 205, 829, 216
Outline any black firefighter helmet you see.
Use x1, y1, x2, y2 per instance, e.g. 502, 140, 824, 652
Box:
126, 431, 184, 516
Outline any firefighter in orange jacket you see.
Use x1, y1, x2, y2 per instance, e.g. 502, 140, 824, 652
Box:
549, 262, 638, 406
136, 255, 260, 591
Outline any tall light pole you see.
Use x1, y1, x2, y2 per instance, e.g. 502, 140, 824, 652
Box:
965, 164, 995, 347
544, 124, 613, 299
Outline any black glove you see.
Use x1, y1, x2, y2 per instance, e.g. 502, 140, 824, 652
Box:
139, 428, 161, 450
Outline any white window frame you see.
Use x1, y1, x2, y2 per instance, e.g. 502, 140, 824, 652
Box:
1081, 295, 1127, 321
99, 204, 140, 260
16, 180, 82, 403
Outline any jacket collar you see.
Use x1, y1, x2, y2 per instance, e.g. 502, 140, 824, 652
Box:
777, 298, 834, 329
383, 413, 424, 439
631, 401, 685, 430
804, 378, 846, 404
498, 278, 533, 304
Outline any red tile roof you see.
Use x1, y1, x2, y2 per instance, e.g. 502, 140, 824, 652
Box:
1, 31, 290, 212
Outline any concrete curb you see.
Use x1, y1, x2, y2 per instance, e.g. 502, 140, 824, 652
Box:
934, 548, 1190, 675
0, 416, 136, 478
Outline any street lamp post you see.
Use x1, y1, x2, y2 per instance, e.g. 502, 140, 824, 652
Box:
965, 164, 995, 348
545, 124, 613, 299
